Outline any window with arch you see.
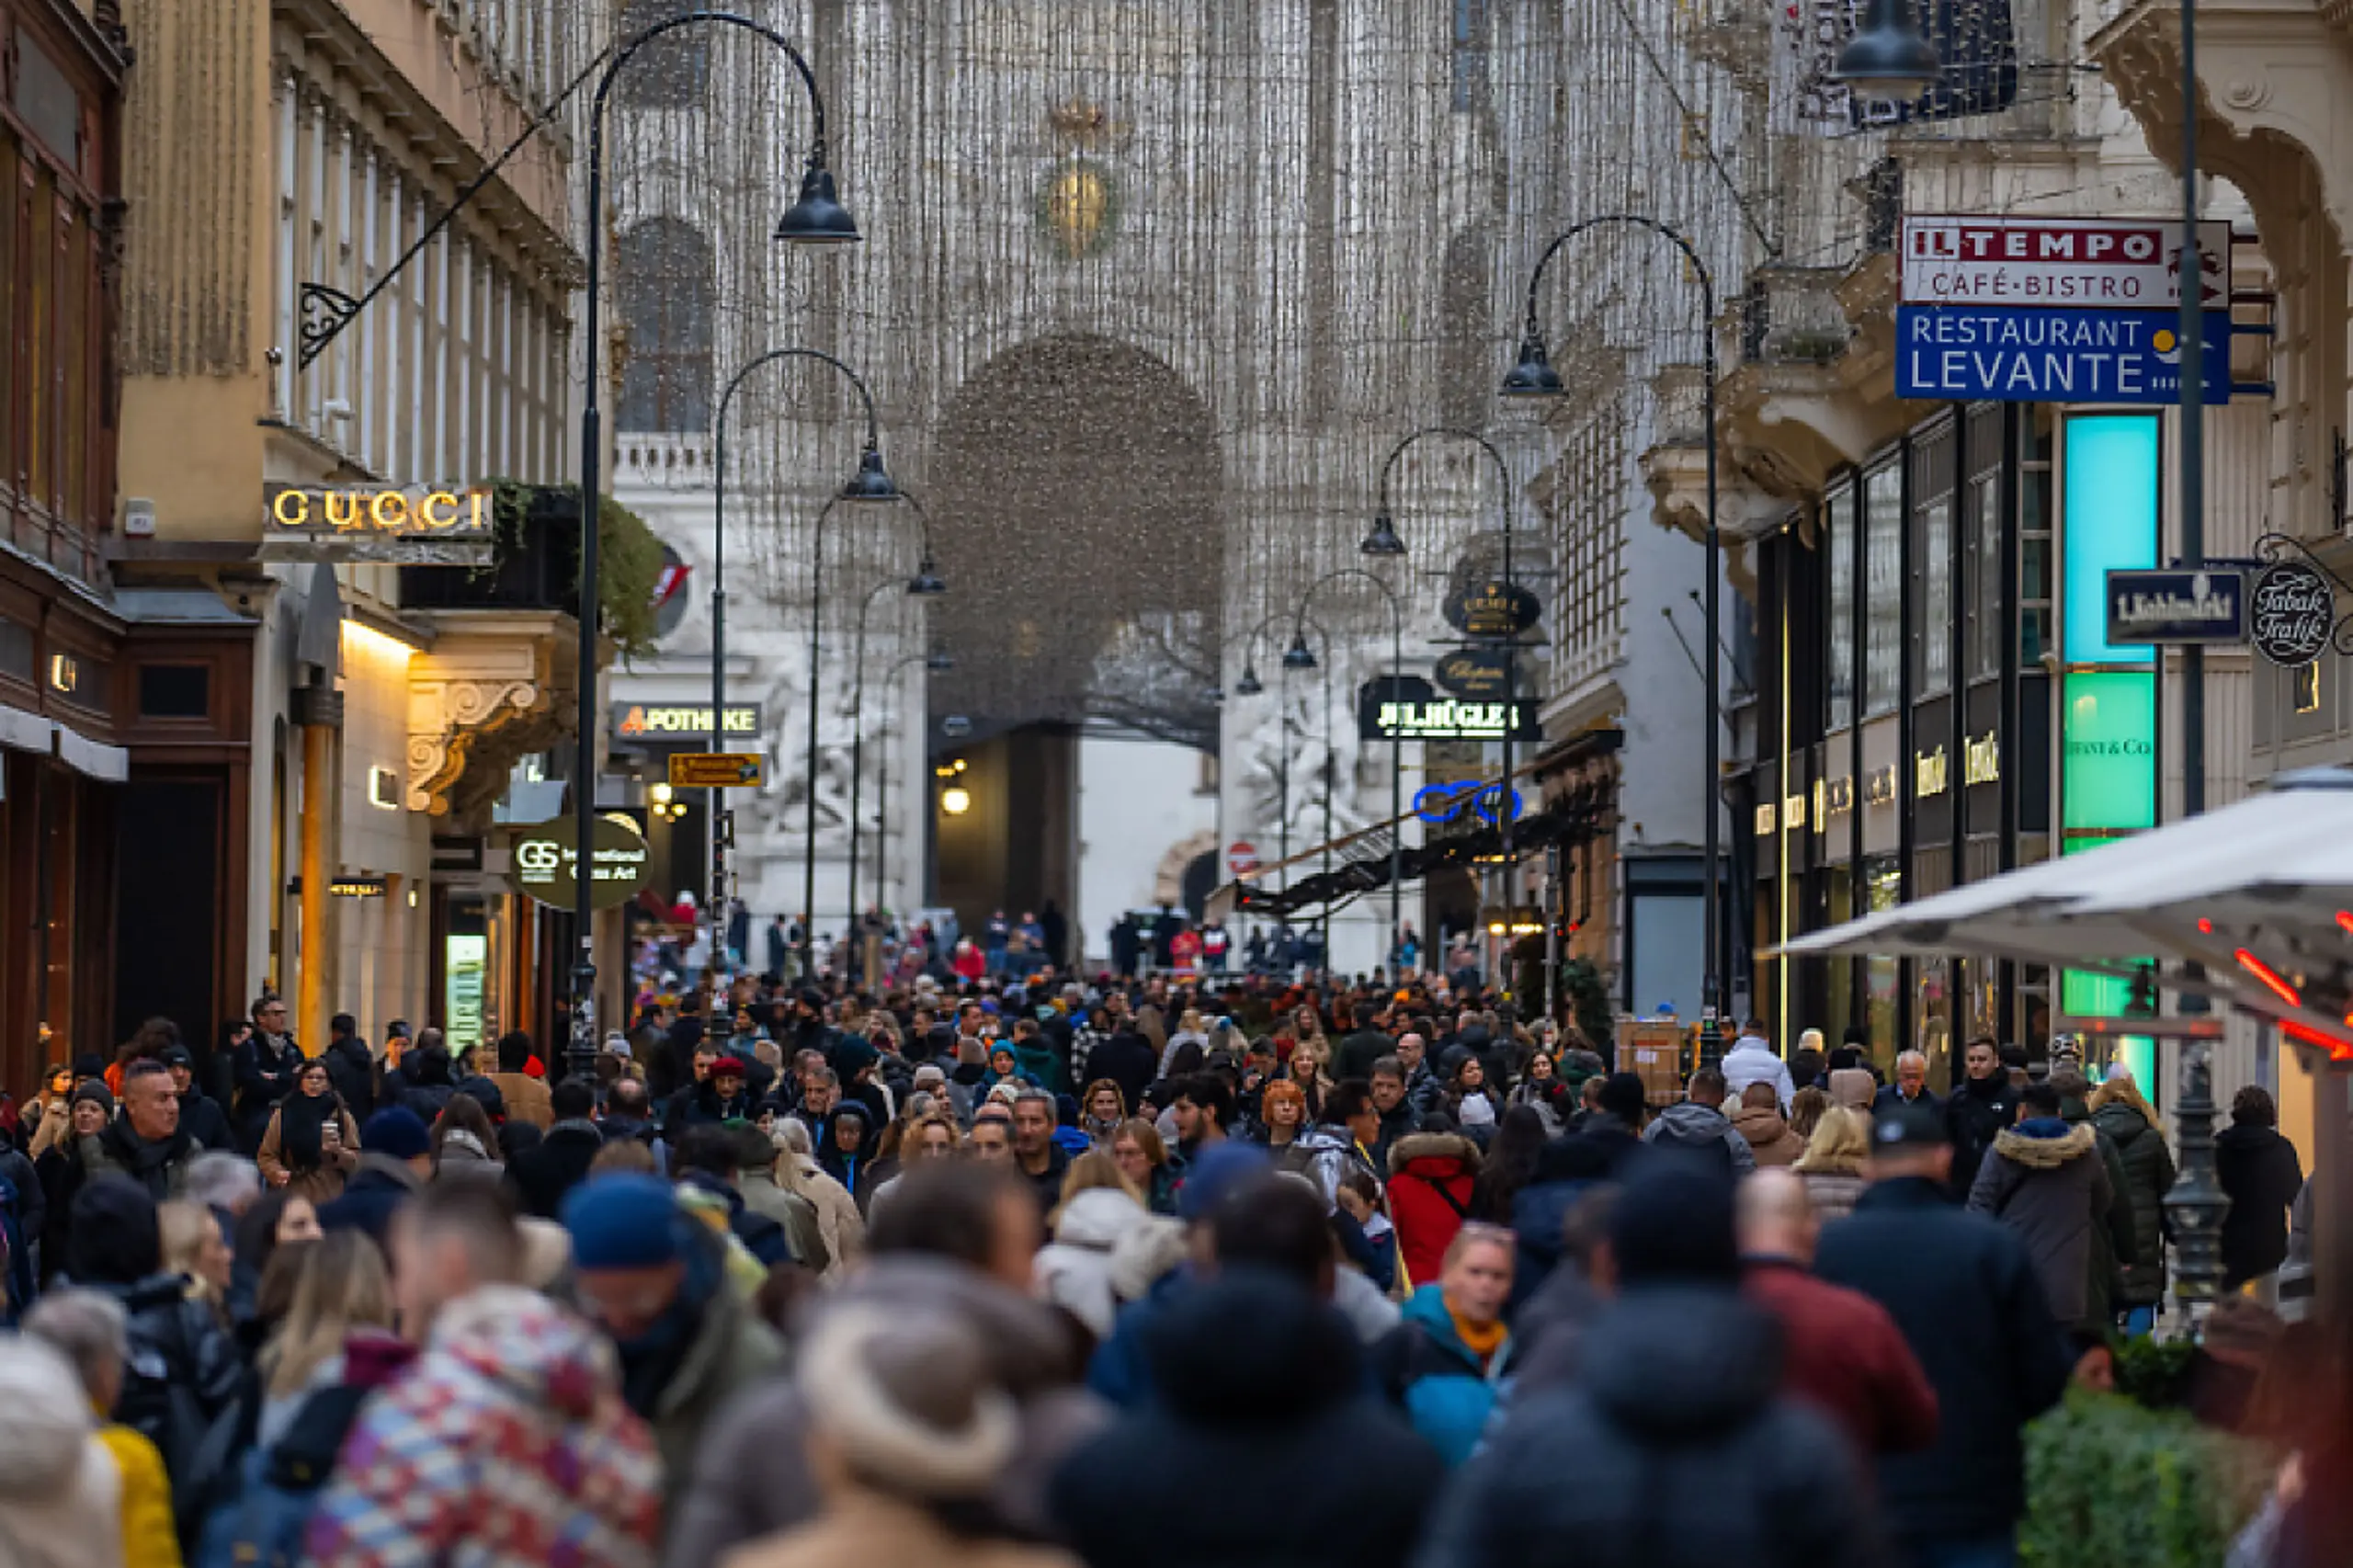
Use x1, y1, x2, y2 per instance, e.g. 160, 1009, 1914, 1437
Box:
617, 219, 713, 433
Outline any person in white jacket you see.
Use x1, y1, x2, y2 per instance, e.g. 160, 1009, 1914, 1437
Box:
1721, 1022, 1796, 1113
1034, 1185, 1166, 1338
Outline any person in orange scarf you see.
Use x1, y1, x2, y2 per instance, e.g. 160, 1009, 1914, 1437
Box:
1370, 1221, 1517, 1465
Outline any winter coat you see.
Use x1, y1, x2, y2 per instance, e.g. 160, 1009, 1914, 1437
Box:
736, 1165, 830, 1273
1731, 1104, 1805, 1167
1412, 1286, 1883, 1568
79, 1121, 201, 1203
770, 1148, 865, 1275
665, 1256, 1108, 1568
720, 1491, 1078, 1568
175, 1088, 236, 1158
1051, 1272, 1442, 1568
314, 1153, 422, 1247
1334, 1027, 1396, 1085
1943, 1073, 2018, 1197
1722, 1038, 1795, 1111
1506, 1078, 1569, 1138
1797, 1159, 1869, 1225
2215, 1121, 2305, 1289
1814, 1176, 2073, 1547
256, 1104, 361, 1206
1372, 1285, 1513, 1467
1370, 1100, 1424, 1173
1742, 1257, 1939, 1463
626, 1235, 787, 1509
88, 1271, 248, 1545
1295, 1124, 1379, 1213
1386, 1132, 1482, 1290
97, 1423, 176, 1568
2090, 1101, 2175, 1308
305, 1286, 662, 1568
232, 1034, 303, 1152
507, 1119, 607, 1221
1967, 1119, 2127, 1330
1037, 1187, 1159, 1339
1641, 1102, 1757, 1176
0, 1337, 125, 1568
320, 1036, 378, 1125
485, 1072, 552, 1131
1086, 1033, 1159, 1119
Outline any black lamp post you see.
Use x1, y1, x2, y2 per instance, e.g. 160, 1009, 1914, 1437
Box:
1504, 217, 1724, 1065
869, 647, 953, 929
847, 553, 949, 949
802, 492, 939, 978
1293, 567, 1409, 975
1831, 0, 1944, 103
710, 347, 895, 976
1279, 624, 1334, 957
1371, 427, 1519, 988
569, 10, 853, 1080
1234, 608, 1330, 913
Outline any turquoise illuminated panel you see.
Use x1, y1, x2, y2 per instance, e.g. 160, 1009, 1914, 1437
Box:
2061, 414, 2160, 666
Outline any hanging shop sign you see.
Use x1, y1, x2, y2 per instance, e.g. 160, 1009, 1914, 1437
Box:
1900, 217, 2231, 309
1432, 646, 1522, 701
2249, 560, 2335, 667
506, 814, 652, 911
1359, 675, 1542, 742
1441, 579, 1543, 640
1895, 305, 2232, 405
1415, 780, 1523, 826
2106, 567, 2248, 645
611, 702, 764, 742
262, 483, 496, 562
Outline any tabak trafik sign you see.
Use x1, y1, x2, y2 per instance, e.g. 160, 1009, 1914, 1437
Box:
263, 483, 496, 563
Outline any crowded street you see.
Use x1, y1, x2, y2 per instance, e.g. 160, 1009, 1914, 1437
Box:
1, 0, 2350, 1565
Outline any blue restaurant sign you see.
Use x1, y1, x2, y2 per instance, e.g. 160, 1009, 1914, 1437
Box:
1896, 305, 2231, 405
2105, 567, 2248, 645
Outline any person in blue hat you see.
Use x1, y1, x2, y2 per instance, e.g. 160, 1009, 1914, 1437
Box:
562, 1173, 783, 1508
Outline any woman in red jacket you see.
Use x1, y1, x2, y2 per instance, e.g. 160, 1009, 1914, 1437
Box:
1385, 1130, 1483, 1293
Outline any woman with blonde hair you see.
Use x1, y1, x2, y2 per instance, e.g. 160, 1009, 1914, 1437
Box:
1792, 1105, 1870, 1222
1053, 1149, 1142, 1216
158, 1198, 234, 1320
1038, 1153, 1154, 1339
1108, 1118, 1178, 1217
256, 1228, 395, 1445
1287, 1035, 1335, 1121
1078, 1079, 1128, 1147
2090, 1068, 2175, 1332
1787, 1085, 1832, 1142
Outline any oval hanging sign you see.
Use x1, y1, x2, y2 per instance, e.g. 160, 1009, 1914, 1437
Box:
1443, 579, 1542, 639
1434, 646, 1520, 700
2250, 561, 2334, 667
507, 814, 652, 911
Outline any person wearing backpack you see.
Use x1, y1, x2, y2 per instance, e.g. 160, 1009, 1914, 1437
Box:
64, 1174, 250, 1551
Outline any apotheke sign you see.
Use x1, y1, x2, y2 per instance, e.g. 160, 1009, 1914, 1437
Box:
611, 703, 765, 742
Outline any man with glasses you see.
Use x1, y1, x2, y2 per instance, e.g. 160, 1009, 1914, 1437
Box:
233, 994, 302, 1154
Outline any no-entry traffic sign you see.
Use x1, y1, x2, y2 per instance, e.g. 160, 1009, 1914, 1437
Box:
1227, 841, 1260, 877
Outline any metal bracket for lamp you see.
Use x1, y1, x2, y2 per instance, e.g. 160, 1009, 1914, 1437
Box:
299, 285, 362, 370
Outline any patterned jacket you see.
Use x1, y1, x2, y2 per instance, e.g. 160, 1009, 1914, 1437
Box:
305, 1286, 662, 1568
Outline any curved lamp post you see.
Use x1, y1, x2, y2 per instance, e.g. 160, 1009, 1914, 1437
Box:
568, 10, 855, 1078
1290, 568, 1408, 976
1233, 608, 1332, 903
1370, 426, 1520, 976
1503, 215, 1726, 1062
710, 347, 897, 972
803, 492, 942, 974
847, 573, 949, 944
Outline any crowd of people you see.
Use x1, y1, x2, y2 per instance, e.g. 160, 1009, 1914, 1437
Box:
0, 970, 2340, 1568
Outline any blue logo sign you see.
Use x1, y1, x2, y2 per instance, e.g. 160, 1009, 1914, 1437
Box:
1415, 781, 1522, 826
1895, 306, 2230, 405
2105, 568, 2247, 645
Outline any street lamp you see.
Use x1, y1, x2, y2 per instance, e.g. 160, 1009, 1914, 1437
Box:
803, 492, 940, 976
570, 9, 854, 1080
1831, 0, 1944, 104
1282, 631, 1317, 672
1233, 667, 1266, 699
1360, 514, 1409, 559
710, 346, 896, 976
1504, 216, 1724, 1064
847, 552, 950, 944
1234, 608, 1332, 908
870, 648, 953, 918
1295, 567, 1409, 977
1371, 427, 1521, 982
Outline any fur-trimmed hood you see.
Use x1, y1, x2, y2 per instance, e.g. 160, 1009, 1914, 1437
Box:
1990, 1119, 2097, 1168
1387, 1131, 1483, 1178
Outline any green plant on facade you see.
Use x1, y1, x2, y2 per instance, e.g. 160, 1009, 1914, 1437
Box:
1557, 957, 1616, 1053
481, 480, 663, 658
2020, 1389, 2274, 1568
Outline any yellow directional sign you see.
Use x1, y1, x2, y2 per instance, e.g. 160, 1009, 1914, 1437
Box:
668, 752, 765, 789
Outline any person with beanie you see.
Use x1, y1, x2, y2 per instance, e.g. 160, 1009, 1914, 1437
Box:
34, 1081, 113, 1286
1416, 1161, 1883, 1568
316, 1107, 432, 1246
561, 1172, 784, 1507
721, 1305, 1070, 1568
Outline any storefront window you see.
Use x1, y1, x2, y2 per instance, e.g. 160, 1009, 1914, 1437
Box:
1864, 463, 1903, 716
2019, 415, 2054, 665
1864, 855, 1901, 1059
1825, 483, 1855, 731
1965, 405, 2005, 681
1914, 957, 1951, 1088
1824, 868, 1853, 1045
1910, 426, 1954, 698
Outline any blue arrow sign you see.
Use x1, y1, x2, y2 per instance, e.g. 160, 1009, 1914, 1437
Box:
1896, 305, 2231, 405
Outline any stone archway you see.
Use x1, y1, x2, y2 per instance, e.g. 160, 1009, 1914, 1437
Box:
927, 333, 1223, 747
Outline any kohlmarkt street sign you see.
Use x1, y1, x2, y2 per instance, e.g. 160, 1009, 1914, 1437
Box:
506, 814, 651, 911
667, 752, 766, 789
1900, 216, 2231, 308
2249, 561, 2336, 667
610, 702, 764, 742
1894, 305, 2231, 405
2105, 568, 2248, 645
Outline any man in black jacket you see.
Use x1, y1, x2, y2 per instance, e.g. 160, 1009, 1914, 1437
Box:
232, 995, 302, 1153
508, 1079, 607, 1220
321, 1011, 378, 1124
2215, 1084, 2305, 1291
1088, 1028, 1160, 1118
1815, 1107, 2073, 1568
1942, 1035, 2018, 1199
159, 1044, 235, 1154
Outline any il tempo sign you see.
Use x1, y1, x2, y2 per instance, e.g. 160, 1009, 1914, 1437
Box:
262, 483, 495, 563
1901, 216, 2230, 307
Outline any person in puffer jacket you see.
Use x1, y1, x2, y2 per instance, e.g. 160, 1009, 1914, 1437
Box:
1036, 1185, 1165, 1340
1387, 1131, 1482, 1292
306, 1182, 661, 1568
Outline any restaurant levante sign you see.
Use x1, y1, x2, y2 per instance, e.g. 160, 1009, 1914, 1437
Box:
263, 484, 495, 563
